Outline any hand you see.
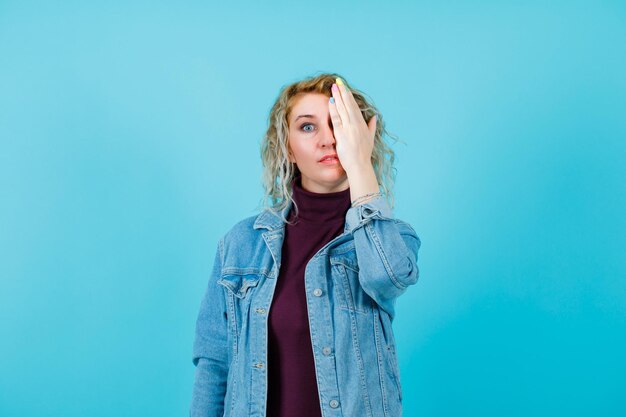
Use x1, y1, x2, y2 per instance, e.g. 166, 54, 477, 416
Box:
328, 78, 377, 174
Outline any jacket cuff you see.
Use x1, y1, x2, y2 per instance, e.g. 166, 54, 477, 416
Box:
345, 195, 394, 234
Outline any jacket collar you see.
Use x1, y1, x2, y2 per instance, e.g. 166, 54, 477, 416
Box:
253, 198, 294, 231
253, 197, 354, 235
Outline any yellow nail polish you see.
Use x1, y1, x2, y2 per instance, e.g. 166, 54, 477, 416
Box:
335, 77, 344, 86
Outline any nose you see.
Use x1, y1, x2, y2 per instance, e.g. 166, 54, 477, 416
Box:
319, 122, 336, 148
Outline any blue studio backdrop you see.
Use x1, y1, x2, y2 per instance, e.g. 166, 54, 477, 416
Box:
0, 1, 624, 416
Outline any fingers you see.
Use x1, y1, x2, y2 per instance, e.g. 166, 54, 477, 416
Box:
328, 95, 343, 130
331, 82, 350, 124
336, 81, 362, 123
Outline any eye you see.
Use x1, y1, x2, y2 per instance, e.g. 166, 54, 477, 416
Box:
300, 123, 315, 132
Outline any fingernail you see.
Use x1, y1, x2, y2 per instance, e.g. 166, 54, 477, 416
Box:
330, 97, 335, 104
332, 83, 338, 91
336, 77, 344, 86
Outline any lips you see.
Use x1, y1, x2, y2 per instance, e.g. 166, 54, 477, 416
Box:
319, 153, 338, 162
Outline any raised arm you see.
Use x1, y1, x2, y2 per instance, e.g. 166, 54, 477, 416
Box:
346, 194, 421, 320
327, 77, 421, 320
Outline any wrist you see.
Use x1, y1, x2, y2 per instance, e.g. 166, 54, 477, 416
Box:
351, 191, 382, 207
346, 161, 380, 205
343, 159, 373, 175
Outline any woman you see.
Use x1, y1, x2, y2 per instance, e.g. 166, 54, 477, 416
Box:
190, 73, 421, 417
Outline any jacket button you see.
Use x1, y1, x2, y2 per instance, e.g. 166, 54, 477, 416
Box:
313, 288, 323, 296
253, 362, 264, 369
329, 399, 339, 408
255, 308, 266, 314
322, 347, 332, 356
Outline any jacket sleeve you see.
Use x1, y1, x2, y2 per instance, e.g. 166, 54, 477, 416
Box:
345, 195, 421, 321
190, 238, 230, 417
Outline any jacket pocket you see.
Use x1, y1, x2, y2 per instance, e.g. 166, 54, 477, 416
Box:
385, 343, 402, 402
218, 271, 261, 299
330, 258, 371, 314
379, 308, 402, 402
217, 271, 262, 365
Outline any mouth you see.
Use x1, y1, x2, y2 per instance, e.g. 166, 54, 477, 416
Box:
319, 154, 339, 163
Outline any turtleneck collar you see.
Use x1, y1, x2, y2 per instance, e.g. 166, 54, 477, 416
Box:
289, 173, 352, 224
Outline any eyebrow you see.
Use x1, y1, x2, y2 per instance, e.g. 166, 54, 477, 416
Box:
294, 114, 317, 122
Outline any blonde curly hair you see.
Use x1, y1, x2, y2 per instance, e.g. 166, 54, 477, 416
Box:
257, 72, 404, 225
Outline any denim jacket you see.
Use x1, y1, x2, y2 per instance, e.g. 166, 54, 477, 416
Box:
190, 194, 421, 417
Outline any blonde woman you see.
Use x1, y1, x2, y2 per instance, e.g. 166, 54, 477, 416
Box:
190, 73, 421, 417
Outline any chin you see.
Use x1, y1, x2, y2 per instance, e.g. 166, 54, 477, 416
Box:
321, 172, 348, 187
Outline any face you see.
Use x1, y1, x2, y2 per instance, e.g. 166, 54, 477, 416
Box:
287, 93, 349, 193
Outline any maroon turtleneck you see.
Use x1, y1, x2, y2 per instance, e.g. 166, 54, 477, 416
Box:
266, 174, 352, 417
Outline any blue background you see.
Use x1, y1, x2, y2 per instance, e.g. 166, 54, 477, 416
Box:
1, 1, 624, 416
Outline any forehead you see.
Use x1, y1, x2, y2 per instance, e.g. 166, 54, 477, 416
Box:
290, 93, 330, 122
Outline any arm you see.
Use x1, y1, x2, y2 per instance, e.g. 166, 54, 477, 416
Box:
190, 238, 230, 417
346, 194, 421, 321
327, 77, 421, 320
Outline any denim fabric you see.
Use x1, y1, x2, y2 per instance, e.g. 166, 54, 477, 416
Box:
190, 195, 421, 417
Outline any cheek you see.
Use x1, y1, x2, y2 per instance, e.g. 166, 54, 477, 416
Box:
290, 139, 315, 161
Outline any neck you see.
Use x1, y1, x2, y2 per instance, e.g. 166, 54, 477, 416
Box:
289, 174, 351, 223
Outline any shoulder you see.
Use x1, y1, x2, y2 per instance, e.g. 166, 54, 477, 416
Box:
222, 213, 262, 243
218, 212, 273, 262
